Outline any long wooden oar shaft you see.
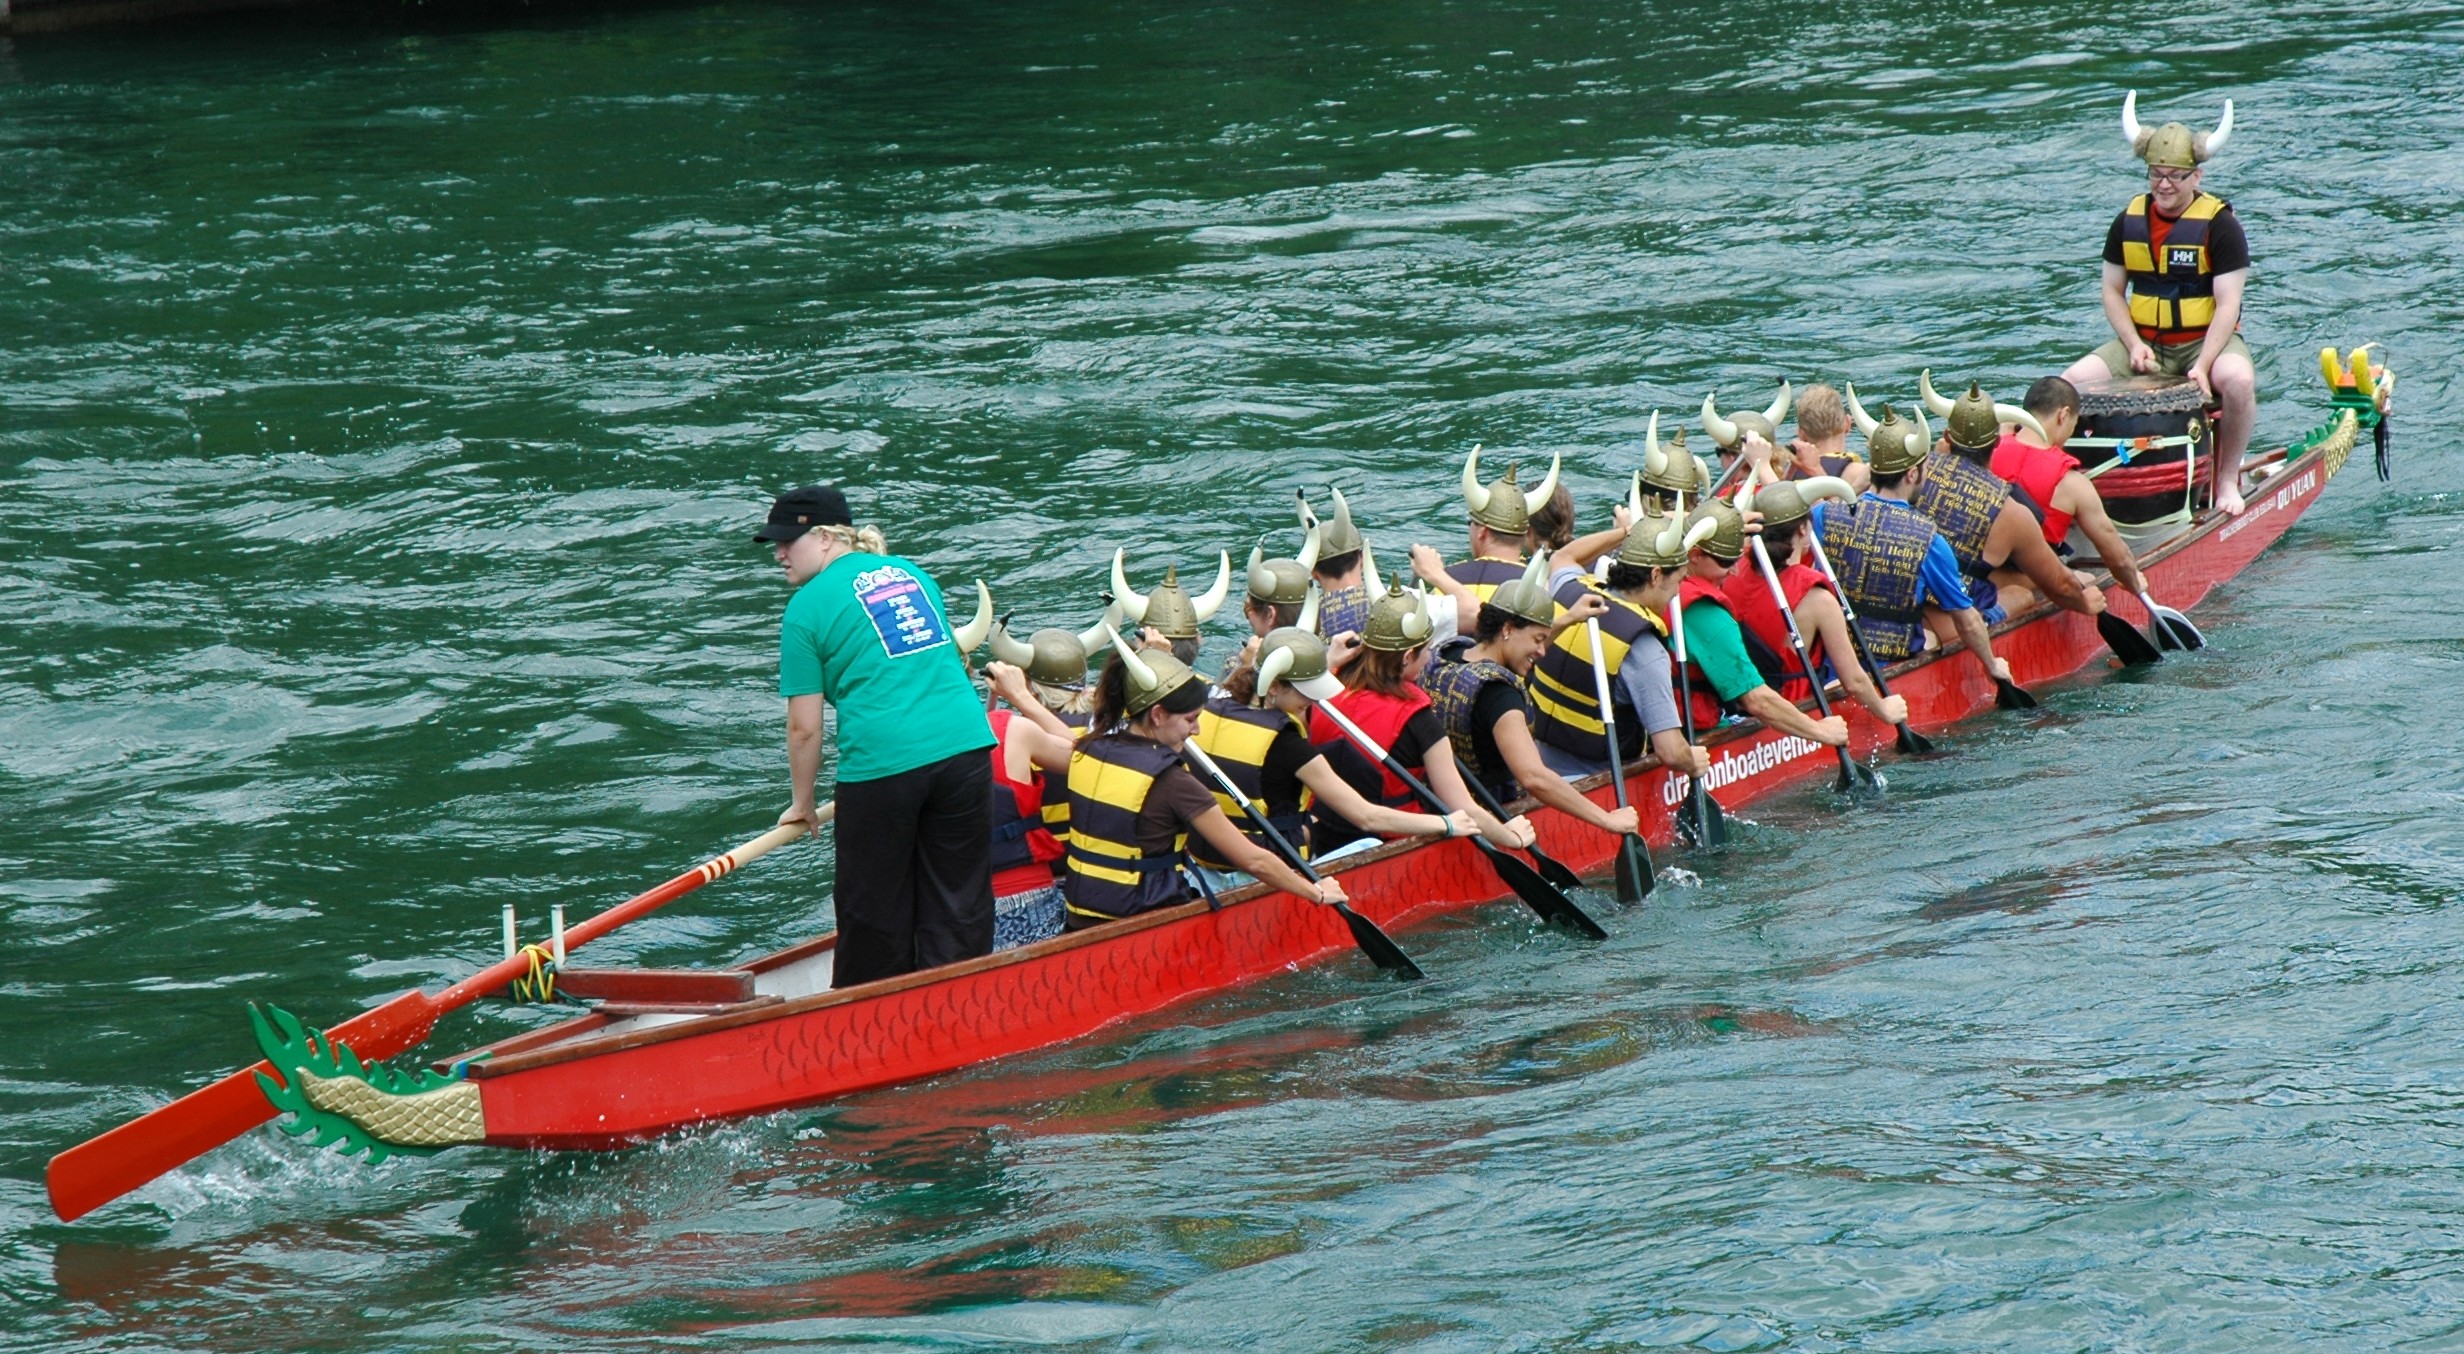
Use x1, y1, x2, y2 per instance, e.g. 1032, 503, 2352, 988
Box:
46, 817, 818, 1222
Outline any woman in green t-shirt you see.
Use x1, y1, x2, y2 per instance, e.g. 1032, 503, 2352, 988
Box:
757, 484, 997, 989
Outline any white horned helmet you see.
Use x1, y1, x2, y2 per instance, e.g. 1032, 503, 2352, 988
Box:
1109, 548, 1232, 642
2122, 90, 2232, 170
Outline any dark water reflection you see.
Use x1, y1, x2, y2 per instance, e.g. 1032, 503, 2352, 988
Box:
6, 0, 2464, 1347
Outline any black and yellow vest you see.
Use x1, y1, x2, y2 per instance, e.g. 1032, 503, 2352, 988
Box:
2118, 191, 2229, 345
1446, 557, 1526, 607
1189, 696, 1310, 868
1528, 574, 1659, 765
1060, 736, 1192, 922
1818, 497, 1936, 665
1909, 449, 2010, 582
1423, 641, 1526, 800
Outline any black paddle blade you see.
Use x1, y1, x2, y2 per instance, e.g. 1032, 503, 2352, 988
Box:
1893, 722, 1936, 756
1525, 846, 1584, 891
1993, 678, 2039, 710
1332, 902, 1423, 980
1485, 846, 1609, 939
1680, 788, 1730, 849
2097, 611, 2164, 667
1613, 836, 1653, 903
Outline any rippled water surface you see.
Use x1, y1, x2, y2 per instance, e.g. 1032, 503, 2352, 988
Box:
5, 0, 2463, 1348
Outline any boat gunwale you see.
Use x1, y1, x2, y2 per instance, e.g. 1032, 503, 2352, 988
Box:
456, 431, 2341, 1084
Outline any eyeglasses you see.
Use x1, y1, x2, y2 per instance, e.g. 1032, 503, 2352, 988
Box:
2148, 168, 2197, 185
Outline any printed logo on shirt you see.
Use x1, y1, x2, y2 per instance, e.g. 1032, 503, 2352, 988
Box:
850, 565, 951, 659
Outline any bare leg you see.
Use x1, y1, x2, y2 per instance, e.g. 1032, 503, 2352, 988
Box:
2209, 350, 2258, 516
1986, 567, 2039, 617
2062, 353, 2115, 387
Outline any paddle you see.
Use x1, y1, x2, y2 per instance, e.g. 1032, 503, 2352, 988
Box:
1307, 696, 1608, 940
1744, 533, 1876, 791
1800, 523, 1935, 756
46, 816, 822, 1223
1584, 617, 1658, 900
1453, 771, 1585, 892
2096, 609, 2165, 667
2138, 589, 2206, 650
1993, 677, 2038, 710
1180, 744, 1423, 980
1666, 576, 1730, 848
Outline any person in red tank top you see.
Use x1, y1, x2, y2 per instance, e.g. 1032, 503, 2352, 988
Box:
1721, 475, 1909, 728
1989, 377, 2152, 601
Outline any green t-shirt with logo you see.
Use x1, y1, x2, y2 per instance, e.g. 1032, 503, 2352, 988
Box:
778, 552, 994, 784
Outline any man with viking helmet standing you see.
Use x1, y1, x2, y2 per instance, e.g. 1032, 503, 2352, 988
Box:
2060, 92, 2256, 515
1911, 373, 2102, 622
1811, 411, 2014, 682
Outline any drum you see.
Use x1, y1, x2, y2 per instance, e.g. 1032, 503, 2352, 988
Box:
2071, 377, 2212, 528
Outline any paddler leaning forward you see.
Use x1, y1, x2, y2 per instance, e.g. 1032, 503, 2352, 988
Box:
1723, 475, 1909, 728
1910, 374, 2104, 624
1307, 579, 1537, 859
1422, 549, 1648, 842
1670, 494, 1851, 750
1810, 407, 2016, 681
1058, 628, 1346, 931
1525, 481, 1714, 784
759, 484, 997, 987
1186, 593, 1478, 892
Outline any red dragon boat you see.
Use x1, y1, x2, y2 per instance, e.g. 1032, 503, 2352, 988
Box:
46, 369, 2387, 1220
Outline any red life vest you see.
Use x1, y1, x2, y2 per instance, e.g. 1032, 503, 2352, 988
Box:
1991, 432, 2082, 546
1673, 575, 1744, 730
987, 709, 1064, 897
1308, 685, 1431, 807
1721, 560, 1833, 703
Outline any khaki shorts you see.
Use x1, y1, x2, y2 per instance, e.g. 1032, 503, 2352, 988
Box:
2091, 333, 2253, 381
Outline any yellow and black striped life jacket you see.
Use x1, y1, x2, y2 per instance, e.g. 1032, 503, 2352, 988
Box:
2119, 191, 2228, 345
1189, 696, 1311, 868
1060, 735, 1191, 922
1446, 556, 1526, 606
1528, 574, 1659, 765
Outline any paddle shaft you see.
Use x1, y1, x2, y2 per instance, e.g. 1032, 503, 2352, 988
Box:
46, 817, 818, 1222
1452, 754, 1585, 890
1746, 535, 1863, 783
1666, 584, 1722, 840
1583, 617, 1655, 897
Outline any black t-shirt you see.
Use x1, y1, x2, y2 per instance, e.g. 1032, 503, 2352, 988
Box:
1259, 722, 1319, 822
1310, 707, 1445, 856
2103, 202, 2249, 274
1466, 680, 1529, 801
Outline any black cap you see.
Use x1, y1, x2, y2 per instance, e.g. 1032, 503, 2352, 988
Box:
754, 484, 852, 543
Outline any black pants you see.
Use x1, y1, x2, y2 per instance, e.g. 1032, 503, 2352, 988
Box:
832, 749, 994, 988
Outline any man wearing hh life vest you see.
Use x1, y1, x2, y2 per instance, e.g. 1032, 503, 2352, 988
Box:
1810, 407, 2016, 683
1992, 376, 2152, 601
760, 484, 998, 988
1669, 495, 1850, 750
2059, 93, 2256, 515
1910, 374, 2103, 624
1722, 475, 1908, 730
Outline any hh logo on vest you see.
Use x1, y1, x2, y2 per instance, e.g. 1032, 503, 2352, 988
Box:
851, 565, 951, 659
2165, 245, 2203, 271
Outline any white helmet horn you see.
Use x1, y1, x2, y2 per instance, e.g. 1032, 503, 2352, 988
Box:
1189, 551, 1233, 623
1762, 380, 1793, 429
952, 580, 995, 654
1460, 444, 1492, 516
1844, 382, 1881, 436
1701, 391, 1740, 448
988, 619, 1036, 668
1105, 624, 1160, 693
2121, 89, 2148, 151
2199, 99, 2233, 159
1522, 453, 1562, 515
1993, 401, 2049, 443
1110, 548, 1151, 623
1643, 411, 1667, 478
1919, 368, 1956, 418
1296, 581, 1322, 635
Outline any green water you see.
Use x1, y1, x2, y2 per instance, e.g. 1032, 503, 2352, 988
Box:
5, 0, 2462, 1347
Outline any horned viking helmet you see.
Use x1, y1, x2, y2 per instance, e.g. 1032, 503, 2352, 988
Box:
1460, 445, 1563, 537
1253, 617, 1347, 707
986, 599, 1121, 689
1294, 486, 1365, 559
1361, 581, 1439, 653
1483, 549, 1559, 628
1738, 475, 1854, 536
2122, 90, 2232, 171
1640, 413, 1698, 496
1110, 549, 1232, 641
1245, 523, 1323, 609
1686, 495, 1749, 564
1859, 398, 1933, 476
1618, 484, 1719, 571
1103, 624, 1203, 717
1701, 381, 1794, 452
1918, 370, 2047, 453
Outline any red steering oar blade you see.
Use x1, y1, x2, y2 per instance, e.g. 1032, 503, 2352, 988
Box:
46, 817, 819, 1222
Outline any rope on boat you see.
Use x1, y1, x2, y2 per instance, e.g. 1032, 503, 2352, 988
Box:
508, 943, 562, 1003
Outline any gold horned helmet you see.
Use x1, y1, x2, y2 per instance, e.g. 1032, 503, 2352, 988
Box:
1639, 412, 1698, 497
1245, 522, 1323, 609
986, 599, 1121, 690
1483, 549, 1559, 628
1737, 474, 1853, 537
1852, 391, 1932, 476
1701, 381, 1794, 453
1110, 548, 1232, 642
1295, 486, 1366, 559
1103, 624, 1203, 717
2122, 90, 2233, 171
1460, 445, 1562, 537
1618, 484, 1721, 570
1252, 609, 1347, 707
1685, 494, 1749, 564
1918, 370, 2047, 454
1361, 580, 1439, 653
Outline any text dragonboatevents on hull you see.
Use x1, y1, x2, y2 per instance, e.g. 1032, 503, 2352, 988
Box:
1661, 735, 1828, 806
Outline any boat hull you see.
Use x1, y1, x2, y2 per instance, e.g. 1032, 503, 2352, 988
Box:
453, 430, 2349, 1150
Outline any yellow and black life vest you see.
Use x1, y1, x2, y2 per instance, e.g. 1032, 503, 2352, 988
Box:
1446, 556, 1526, 607
2119, 191, 2228, 345
1060, 735, 1192, 922
1189, 696, 1311, 868
1528, 574, 1660, 765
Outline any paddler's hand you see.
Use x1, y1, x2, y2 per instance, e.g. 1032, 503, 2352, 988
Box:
1612, 502, 1635, 531
1408, 543, 1449, 587
1326, 631, 1364, 671
985, 660, 1034, 708
1811, 714, 1850, 748
1603, 805, 1641, 836
1879, 694, 1909, 727
1484, 814, 1537, 850
1683, 743, 1711, 778
1432, 809, 1477, 838
1138, 626, 1173, 653
777, 800, 826, 836
2127, 338, 2158, 374
2080, 582, 2107, 615
2188, 360, 2216, 401
1742, 431, 1776, 474
1560, 591, 1609, 625
1740, 508, 1765, 537
1309, 879, 1348, 908
1988, 656, 2015, 684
